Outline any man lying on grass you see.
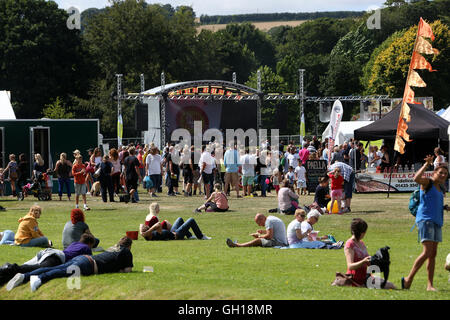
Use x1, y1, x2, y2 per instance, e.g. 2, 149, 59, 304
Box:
6, 236, 133, 292
226, 213, 288, 248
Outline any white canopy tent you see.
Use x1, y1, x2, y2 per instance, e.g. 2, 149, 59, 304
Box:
0, 91, 16, 119
322, 121, 373, 146
439, 106, 450, 122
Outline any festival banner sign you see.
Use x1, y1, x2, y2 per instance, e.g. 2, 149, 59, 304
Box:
305, 160, 328, 193
394, 18, 439, 154
327, 100, 343, 165
355, 171, 433, 193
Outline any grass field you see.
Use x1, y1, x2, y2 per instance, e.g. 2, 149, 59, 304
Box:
196, 20, 307, 33
0, 190, 449, 300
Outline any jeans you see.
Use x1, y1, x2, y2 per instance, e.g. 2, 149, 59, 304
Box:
20, 236, 49, 248
24, 255, 94, 284
260, 175, 268, 196
170, 217, 204, 240
0, 230, 15, 245
150, 174, 161, 192
58, 178, 71, 198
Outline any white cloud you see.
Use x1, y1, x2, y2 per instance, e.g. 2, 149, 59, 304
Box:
52, 0, 386, 15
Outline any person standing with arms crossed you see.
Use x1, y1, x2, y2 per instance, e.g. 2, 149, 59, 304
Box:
402, 155, 449, 291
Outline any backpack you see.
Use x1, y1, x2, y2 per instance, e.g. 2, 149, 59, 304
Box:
408, 178, 432, 217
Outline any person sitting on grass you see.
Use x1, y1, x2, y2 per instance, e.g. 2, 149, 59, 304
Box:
226, 213, 288, 248
287, 210, 343, 249
277, 179, 299, 215
6, 236, 134, 292
0, 233, 95, 287
14, 205, 53, 248
309, 176, 330, 214
344, 218, 395, 289
140, 204, 211, 241
62, 208, 100, 250
194, 183, 229, 213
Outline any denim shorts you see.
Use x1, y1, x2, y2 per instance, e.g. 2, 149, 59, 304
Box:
418, 220, 442, 243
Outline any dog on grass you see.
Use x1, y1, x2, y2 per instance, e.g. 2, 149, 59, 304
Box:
90, 181, 101, 197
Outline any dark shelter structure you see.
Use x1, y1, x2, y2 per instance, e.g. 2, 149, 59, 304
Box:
354, 103, 450, 167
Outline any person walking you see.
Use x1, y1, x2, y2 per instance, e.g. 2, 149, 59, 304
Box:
98, 155, 115, 203
224, 143, 241, 198
402, 156, 449, 291
72, 155, 90, 210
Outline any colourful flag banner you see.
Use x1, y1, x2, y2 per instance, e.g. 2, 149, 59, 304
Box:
327, 100, 343, 165
118, 114, 123, 147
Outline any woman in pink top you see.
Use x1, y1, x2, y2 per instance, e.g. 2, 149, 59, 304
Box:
194, 183, 229, 213
344, 218, 395, 289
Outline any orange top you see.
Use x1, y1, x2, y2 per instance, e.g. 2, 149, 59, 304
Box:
72, 163, 86, 185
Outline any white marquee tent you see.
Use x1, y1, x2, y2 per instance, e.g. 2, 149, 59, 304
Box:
439, 106, 450, 122
322, 121, 373, 146
0, 91, 16, 119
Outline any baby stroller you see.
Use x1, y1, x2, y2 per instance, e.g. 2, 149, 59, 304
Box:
18, 174, 51, 201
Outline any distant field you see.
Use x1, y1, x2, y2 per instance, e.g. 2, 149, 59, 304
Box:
197, 20, 307, 32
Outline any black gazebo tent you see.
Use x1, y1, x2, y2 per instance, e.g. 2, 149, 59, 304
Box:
354, 103, 450, 166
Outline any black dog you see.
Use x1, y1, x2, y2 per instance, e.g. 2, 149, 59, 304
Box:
370, 246, 390, 288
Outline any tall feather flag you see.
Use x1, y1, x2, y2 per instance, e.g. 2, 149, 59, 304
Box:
394, 18, 439, 154
117, 113, 123, 147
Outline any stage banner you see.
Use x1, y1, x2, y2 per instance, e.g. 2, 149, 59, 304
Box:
355, 171, 433, 192
305, 160, 328, 193
327, 99, 344, 165
166, 100, 223, 137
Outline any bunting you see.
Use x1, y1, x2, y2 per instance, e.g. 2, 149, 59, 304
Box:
394, 18, 439, 154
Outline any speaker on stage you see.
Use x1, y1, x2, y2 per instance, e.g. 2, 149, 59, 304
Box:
319, 102, 331, 123
135, 102, 148, 131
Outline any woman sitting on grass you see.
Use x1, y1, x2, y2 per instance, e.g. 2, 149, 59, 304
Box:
140, 203, 211, 241
6, 236, 133, 292
14, 205, 53, 248
62, 208, 100, 250
194, 183, 229, 213
344, 218, 395, 289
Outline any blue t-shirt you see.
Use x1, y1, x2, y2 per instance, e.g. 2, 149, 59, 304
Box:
63, 242, 92, 261
416, 184, 444, 227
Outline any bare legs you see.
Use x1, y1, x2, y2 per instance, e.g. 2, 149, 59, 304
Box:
403, 241, 438, 291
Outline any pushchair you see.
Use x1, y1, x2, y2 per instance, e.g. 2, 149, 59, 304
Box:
18, 173, 51, 201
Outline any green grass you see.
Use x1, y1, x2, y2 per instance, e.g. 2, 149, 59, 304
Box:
0, 191, 449, 300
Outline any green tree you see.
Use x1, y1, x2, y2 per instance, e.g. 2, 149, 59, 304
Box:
42, 97, 74, 119
0, 0, 91, 118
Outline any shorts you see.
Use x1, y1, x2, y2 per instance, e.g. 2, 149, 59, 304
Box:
205, 201, 228, 212
193, 169, 200, 184
183, 169, 194, 184
75, 183, 87, 195
418, 220, 442, 243
224, 172, 239, 186
126, 179, 138, 192
201, 172, 214, 185
344, 172, 355, 199
242, 176, 254, 186
331, 189, 343, 198
297, 179, 306, 188
261, 238, 287, 248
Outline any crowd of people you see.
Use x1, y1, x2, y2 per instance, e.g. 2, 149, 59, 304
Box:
0, 137, 449, 293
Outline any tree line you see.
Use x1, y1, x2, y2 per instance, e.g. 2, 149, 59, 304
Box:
0, 0, 449, 139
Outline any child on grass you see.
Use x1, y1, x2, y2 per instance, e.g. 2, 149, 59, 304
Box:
286, 166, 295, 188
43, 169, 53, 200
271, 168, 281, 195
294, 162, 307, 196
328, 167, 344, 215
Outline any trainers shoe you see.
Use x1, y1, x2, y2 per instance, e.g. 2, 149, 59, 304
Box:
6, 273, 24, 291
188, 235, 197, 240
226, 238, 237, 248
201, 235, 212, 240
84, 206, 91, 211
30, 275, 42, 292
194, 208, 201, 213
332, 241, 344, 249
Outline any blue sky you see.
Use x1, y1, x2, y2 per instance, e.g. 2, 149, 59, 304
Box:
53, 0, 387, 16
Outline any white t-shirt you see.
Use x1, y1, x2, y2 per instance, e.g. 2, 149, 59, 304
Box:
240, 154, 256, 176
294, 165, 306, 181
199, 151, 214, 174
286, 171, 295, 184
287, 219, 303, 245
300, 221, 313, 242
146, 154, 162, 175
287, 153, 299, 169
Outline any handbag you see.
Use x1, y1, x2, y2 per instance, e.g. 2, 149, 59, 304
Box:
331, 272, 363, 287
93, 167, 101, 178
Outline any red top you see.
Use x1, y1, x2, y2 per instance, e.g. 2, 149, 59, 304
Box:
345, 238, 369, 286
72, 163, 86, 185
145, 215, 159, 228
328, 173, 343, 190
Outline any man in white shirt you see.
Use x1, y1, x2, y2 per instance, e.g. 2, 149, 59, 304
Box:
294, 163, 307, 196
287, 149, 300, 169
226, 213, 288, 248
199, 145, 214, 198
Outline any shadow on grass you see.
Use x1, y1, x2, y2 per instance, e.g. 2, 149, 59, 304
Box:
350, 210, 384, 215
